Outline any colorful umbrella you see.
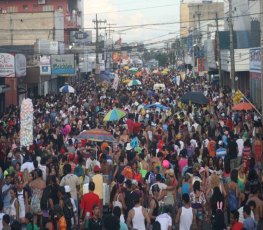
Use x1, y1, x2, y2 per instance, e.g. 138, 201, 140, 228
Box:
103, 108, 126, 122
129, 67, 139, 75
77, 129, 116, 142
128, 79, 142, 87
232, 102, 254, 111
181, 92, 209, 105
59, 84, 75, 93
135, 71, 142, 77
144, 103, 170, 110
122, 79, 131, 84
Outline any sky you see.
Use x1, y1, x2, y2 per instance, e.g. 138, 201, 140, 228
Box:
84, 0, 182, 45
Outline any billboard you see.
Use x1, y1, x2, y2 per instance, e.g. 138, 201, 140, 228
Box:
249, 47, 261, 74
0, 53, 15, 77
40, 55, 51, 75
51, 54, 75, 75
70, 30, 92, 44
15, 54, 26, 77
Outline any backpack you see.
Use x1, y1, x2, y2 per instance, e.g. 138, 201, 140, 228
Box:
62, 195, 74, 219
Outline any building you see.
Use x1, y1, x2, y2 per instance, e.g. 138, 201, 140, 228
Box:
219, 0, 261, 92
180, 1, 224, 38
0, 0, 84, 110
180, 0, 224, 72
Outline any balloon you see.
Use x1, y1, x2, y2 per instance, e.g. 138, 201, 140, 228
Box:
62, 127, 68, 136
162, 160, 170, 169
65, 124, 71, 133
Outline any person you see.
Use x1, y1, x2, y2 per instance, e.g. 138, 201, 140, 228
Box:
87, 204, 103, 230
92, 165, 103, 202
25, 212, 39, 230
80, 182, 101, 223
212, 201, 226, 230
17, 179, 29, 223
228, 134, 238, 170
216, 140, 227, 159
231, 210, 243, 230
60, 164, 80, 207
9, 187, 19, 222
0, 201, 5, 230
228, 169, 239, 223
30, 169, 46, 224
176, 193, 195, 230
2, 214, 11, 230
243, 204, 256, 230
189, 181, 206, 228
152, 221, 161, 230
112, 206, 128, 230
155, 206, 172, 230
54, 204, 67, 230
149, 184, 160, 225
2, 175, 12, 215
127, 193, 150, 230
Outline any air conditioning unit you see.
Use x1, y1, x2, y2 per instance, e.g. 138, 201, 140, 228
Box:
38, 0, 46, 5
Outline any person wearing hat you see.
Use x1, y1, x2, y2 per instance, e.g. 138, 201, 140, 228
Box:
92, 166, 103, 203
85, 152, 100, 175
149, 184, 160, 225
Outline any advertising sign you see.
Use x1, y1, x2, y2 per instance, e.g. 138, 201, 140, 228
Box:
249, 48, 261, 73
40, 55, 51, 75
0, 53, 15, 77
51, 55, 75, 75
15, 54, 26, 77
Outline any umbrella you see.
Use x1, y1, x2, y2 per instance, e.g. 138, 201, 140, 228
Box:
129, 67, 138, 72
181, 92, 209, 105
128, 79, 142, 87
59, 84, 75, 93
122, 79, 131, 84
103, 108, 126, 122
77, 129, 116, 142
232, 102, 254, 111
144, 103, 170, 110
135, 71, 142, 77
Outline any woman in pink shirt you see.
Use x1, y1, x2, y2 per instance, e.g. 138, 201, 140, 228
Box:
179, 149, 188, 176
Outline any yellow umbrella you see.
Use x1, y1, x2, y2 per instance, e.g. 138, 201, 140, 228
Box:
122, 79, 131, 84
123, 66, 129, 70
161, 70, 169, 75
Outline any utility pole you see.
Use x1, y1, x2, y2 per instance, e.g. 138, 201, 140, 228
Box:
216, 12, 222, 89
228, 0, 236, 93
261, 0, 263, 115
93, 14, 106, 75
105, 23, 116, 71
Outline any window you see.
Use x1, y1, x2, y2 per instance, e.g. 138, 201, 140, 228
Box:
42, 5, 54, 12
7, 6, 18, 13
57, 6, 63, 11
23, 5, 29, 11
33, 4, 38, 10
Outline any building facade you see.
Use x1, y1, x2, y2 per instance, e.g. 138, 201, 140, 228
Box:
0, 0, 83, 110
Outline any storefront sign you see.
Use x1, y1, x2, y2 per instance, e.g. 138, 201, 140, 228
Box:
51, 55, 75, 75
249, 48, 261, 73
40, 56, 51, 75
0, 53, 15, 77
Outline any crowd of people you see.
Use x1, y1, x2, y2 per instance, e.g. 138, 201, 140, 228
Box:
0, 66, 262, 230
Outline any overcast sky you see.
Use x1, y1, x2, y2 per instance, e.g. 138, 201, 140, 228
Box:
84, 0, 182, 45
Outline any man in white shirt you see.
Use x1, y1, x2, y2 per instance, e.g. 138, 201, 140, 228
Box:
156, 206, 172, 230
236, 135, 244, 165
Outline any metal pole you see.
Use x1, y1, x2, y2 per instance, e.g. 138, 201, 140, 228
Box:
216, 12, 222, 89
229, 0, 236, 93
261, 0, 263, 115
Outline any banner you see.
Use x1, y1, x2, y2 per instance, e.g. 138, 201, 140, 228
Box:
15, 54, 26, 77
249, 48, 261, 73
0, 53, 15, 77
112, 74, 119, 91
51, 54, 75, 75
